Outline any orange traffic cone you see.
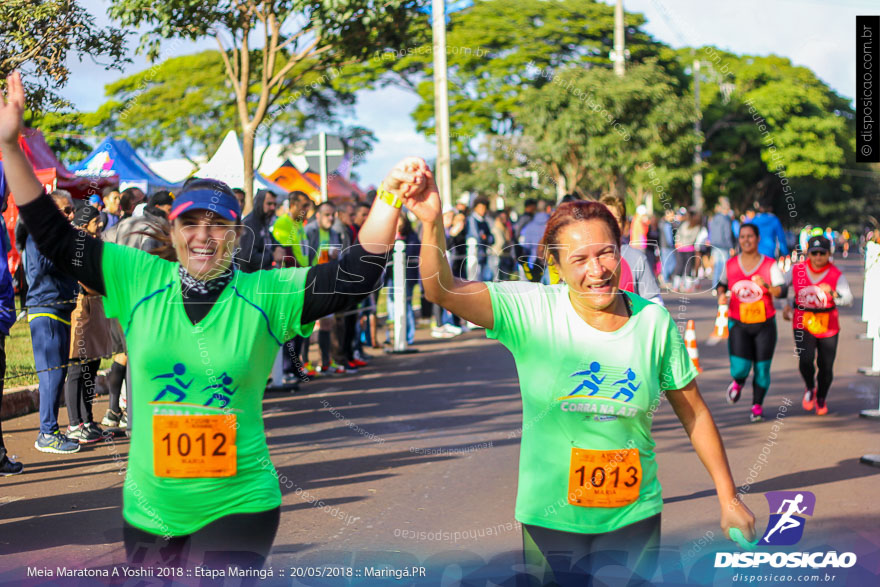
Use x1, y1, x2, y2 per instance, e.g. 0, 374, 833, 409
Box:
685, 319, 702, 373
707, 304, 729, 346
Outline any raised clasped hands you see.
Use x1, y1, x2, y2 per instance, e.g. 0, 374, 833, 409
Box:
0, 71, 25, 147
387, 158, 442, 225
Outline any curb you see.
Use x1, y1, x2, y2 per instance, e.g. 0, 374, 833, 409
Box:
1, 375, 109, 421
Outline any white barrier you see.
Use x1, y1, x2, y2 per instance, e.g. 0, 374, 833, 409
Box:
465, 236, 478, 281
392, 239, 407, 352
859, 241, 880, 377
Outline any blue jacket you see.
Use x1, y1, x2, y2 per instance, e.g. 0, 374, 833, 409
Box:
519, 212, 550, 263
0, 163, 15, 334
24, 226, 77, 317
750, 213, 789, 258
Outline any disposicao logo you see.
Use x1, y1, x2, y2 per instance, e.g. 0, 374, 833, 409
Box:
760, 490, 815, 546
715, 491, 857, 569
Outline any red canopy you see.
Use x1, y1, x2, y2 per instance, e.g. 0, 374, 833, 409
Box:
0, 128, 118, 199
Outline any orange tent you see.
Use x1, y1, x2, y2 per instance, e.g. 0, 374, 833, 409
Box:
269, 164, 364, 205
268, 165, 320, 200
303, 171, 364, 203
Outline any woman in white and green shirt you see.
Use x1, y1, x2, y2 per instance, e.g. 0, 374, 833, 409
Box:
0, 71, 423, 571
403, 165, 756, 585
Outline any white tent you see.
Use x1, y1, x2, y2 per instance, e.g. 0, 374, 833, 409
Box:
196, 131, 286, 194
147, 156, 206, 184
256, 142, 309, 176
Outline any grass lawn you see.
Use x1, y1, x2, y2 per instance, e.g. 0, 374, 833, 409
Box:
4, 304, 113, 390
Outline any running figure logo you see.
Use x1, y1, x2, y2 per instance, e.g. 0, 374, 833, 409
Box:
760, 491, 816, 546
569, 362, 606, 396
202, 372, 239, 408
611, 368, 641, 402
152, 363, 193, 403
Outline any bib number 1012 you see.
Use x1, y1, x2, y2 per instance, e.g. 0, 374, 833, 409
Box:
153, 414, 237, 478
160, 431, 227, 458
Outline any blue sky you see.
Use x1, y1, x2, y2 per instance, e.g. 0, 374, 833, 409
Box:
69, 0, 870, 186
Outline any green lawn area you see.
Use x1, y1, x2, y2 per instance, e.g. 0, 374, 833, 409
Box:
5, 315, 39, 388
4, 304, 113, 389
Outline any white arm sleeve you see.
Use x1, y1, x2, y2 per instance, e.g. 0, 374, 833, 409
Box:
770, 263, 785, 287
835, 274, 854, 307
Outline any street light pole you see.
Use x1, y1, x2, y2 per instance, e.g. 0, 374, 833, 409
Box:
613, 0, 625, 77
432, 0, 453, 209
693, 59, 704, 212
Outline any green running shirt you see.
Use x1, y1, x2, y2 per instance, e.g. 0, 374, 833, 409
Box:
486, 282, 697, 534
101, 243, 314, 536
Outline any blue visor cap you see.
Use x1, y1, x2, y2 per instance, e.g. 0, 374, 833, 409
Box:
169, 188, 241, 222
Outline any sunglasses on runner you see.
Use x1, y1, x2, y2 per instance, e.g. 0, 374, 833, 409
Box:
809, 250, 828, 255
62, 206, 73, 215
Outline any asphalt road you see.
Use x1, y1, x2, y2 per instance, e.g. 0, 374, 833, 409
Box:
0, 257, 878, 586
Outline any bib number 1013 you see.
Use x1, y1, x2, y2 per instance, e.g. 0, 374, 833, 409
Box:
573, 464, 639, 489
568, 447, 642, 508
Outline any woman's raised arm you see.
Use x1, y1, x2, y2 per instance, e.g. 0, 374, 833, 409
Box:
0, 72, 106, 293
401, 164, 493, 329
0, 73, 43, 206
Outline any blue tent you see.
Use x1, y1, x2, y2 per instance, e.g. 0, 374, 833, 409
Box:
71, 137, 183, 194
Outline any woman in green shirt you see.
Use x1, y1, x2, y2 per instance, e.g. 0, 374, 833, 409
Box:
401, 163, 756, 585
0, 71, 421, 570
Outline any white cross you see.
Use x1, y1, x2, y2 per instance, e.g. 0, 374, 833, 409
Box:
303, 132, 345, 203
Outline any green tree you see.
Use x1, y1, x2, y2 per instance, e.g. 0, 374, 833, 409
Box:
693, 48, 857, 224
0, 0, 127, 112
361, 0, 681, 157
520, 61, 697, 201
109, 0, 425, 213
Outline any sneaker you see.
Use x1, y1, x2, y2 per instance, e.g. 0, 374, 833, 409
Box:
726, 381, 742, 405
802, 388, 816, 411
345, 360, 364, 370
0, 451, 23, 476
431, 327, 454, 339
101, 409, 120, 428
303, 362, 320, 377
35, 431, 81, 454
350, 358, 369, 368
320, 362, 347, 375
749, 404, 764, 423
443, 324, 463, 336
816, 399, 829, 416
82, 422, 106, 443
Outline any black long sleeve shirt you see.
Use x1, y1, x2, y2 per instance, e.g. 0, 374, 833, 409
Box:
18, 192, 388, 325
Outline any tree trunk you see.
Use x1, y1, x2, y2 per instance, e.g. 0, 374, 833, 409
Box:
555, 172, 567, 201
611, 174, 627, 201
241, 124, 256, 217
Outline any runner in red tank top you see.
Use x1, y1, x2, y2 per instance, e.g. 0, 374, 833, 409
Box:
716, 223, 786, 423
782, 235, 853, 415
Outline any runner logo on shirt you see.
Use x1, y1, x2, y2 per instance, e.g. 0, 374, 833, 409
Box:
558, 363, 642, 418
731, 280, 764, 303
152, 364, 239, 407
796, 285, 829, 309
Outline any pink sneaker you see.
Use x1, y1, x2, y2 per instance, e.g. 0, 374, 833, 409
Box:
726, 381, 742, 405
802, 388, 816, 411
750, 404, 764, 423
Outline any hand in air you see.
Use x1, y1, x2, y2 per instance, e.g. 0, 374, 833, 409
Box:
383, 158, 427, 200
0, 72, 25, 146
398, 161, 442, 225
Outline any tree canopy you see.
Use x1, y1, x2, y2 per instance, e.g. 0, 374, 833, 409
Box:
0, 0, 127, 112
108, 0, 425, 212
